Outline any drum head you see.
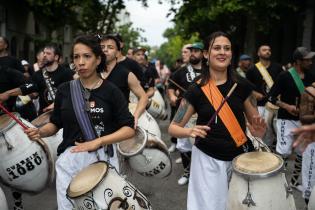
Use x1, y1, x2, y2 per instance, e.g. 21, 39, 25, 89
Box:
117, 127, 147, 157
233, 152, 283, 178
0, 114, 16, 132
67, 162, 108, 198
31, 111, 52, 127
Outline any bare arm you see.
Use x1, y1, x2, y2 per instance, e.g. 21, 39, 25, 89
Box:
128, 72, 148, 124
167, 88, 178, 106
24, 122, 59, 140
146, 87, 155, 98
168, 98, 209, 138
71, 126, 135, 153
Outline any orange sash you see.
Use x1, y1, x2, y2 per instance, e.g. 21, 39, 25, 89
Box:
201, 80, 247, 147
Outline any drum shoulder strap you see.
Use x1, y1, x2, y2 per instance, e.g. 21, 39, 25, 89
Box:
70, 80, 96, 141
255, 62, 274, 89
288, 67, 305, 94
201, 80, 247, 147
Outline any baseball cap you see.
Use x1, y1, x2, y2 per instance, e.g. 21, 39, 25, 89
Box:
188, 42, 204, 50
133, 46, 146, 54
293, 47, 315, 61
21, 60, 29, 66
239, 54, 251, 61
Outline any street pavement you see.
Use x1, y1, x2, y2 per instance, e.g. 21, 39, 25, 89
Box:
0, 117, 308, 210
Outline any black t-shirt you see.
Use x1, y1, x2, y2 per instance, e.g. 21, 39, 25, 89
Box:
107, 64, 130, 101
141, 65, 156, 91
168, 65, 202, 98
268, 70, 315, 120
0, 56, 24, 73
246, 62, 283, 106
50, 80, 134, 155
185, 76, 253, 161
26, 65, 74, 112
118, 57, 145, 87
0, 67, 26, 113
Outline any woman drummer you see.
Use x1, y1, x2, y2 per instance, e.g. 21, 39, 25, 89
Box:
25, 35, 135, 210
168, 31, 266, 210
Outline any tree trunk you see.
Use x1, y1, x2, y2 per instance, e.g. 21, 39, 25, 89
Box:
302, 0, 314, 48
244, 15, 256, 59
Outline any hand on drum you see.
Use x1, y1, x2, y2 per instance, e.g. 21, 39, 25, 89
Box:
71, 139, 102, 153
189, 125, 210, 138
24, 127, 41, 141
292, 124, 315, 152
43, 103, 54, 113
247, 115, 266, 138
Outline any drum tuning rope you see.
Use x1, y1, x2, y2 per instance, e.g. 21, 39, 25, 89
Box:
0, 103, 28, 130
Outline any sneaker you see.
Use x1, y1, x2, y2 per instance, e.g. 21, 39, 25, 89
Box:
178, 172, 189, 185
175, 157, 182, 164
168, 143, 176, 153
290, 182, 303, 192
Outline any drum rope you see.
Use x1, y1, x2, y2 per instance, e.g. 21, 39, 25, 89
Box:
0, 132, 13, 150
242, 179, 256, 207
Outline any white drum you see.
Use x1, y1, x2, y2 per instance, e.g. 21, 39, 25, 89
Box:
309, 187, 315, 210
227, 152, 296, 210
31, 111, 63, 162
129, 103, 161, 139
117, 126, 147, 157
0, 186, 8, 210
67, 161, 152, 210
128, 135, 172, 178
146, 90, 167, 120
0, 114, 54, 194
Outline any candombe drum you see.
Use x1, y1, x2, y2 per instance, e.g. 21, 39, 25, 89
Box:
117, 127, 147, 158
129, 103, 161, 139
0, 186, 8, 210
309, 187, 315, 210
67, 161, 152, 210
0, 113, 54, 194
146, 90, 167, 120
127, 135, 172, 178
31, 111, 63, 162
227, 152, 296, 210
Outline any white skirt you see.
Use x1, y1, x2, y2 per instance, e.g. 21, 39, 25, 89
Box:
187, 146, 232, 210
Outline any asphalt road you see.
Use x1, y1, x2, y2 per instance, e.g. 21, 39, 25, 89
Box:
0, 118, 307, 210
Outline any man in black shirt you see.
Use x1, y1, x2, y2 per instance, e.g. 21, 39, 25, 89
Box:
167, 42, 204, 186
246, 45, 283, 147
269, 46, 315, 191
0, 36, 24, 73
100, 35, 148, 127
133, 47, 156, 97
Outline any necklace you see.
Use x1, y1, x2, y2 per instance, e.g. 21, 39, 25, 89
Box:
80, 78, 102, 112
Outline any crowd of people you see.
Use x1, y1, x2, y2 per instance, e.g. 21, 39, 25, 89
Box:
0, 30, 315, 210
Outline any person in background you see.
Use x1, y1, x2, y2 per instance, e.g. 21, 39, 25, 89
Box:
236, 54, 251, 78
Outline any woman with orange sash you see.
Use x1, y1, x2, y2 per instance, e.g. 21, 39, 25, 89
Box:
168, 31, 266, 210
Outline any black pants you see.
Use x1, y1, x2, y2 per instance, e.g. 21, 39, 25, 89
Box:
170, 105, 177, 144
181, 151, 192, 171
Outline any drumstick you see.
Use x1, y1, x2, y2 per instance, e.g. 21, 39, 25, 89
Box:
0, 103, 28, 130
168, 78, 187, 93
207, 83, 238, 127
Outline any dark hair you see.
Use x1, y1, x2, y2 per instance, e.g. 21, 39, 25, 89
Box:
0, 36, 9, 51
100, 34, 121, 51
197, 31, 236, 86
72, 35, 106, 73
44, 43, 62, 61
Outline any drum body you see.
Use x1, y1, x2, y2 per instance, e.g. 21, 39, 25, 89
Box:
227, 152, 296, 210
67, 161, 152, 210
0, 114, 53, 194
31, 111, 63, 162
128, 135, 172, 178
129, 103, 161, 138
146, 90, 167, 120
0, 186, 8, 210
